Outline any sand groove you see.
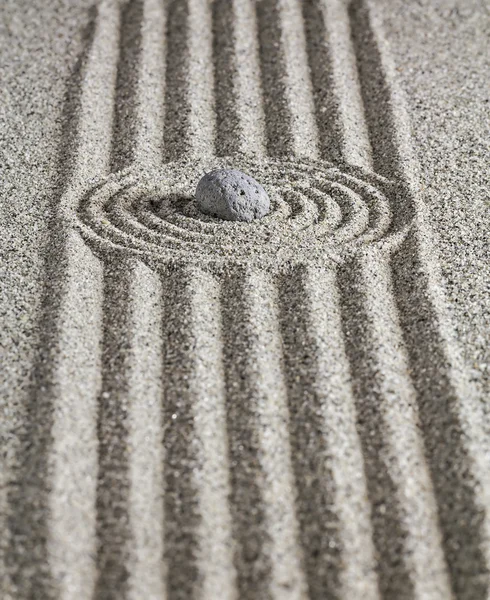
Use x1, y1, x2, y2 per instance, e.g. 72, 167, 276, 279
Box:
94, 257, 165, 600
163, 0, 214, 162
160, 265, 236, 600
6, 232, 103, 600
63, 0, 119, 190
393, 233, 490, 599
212, 0, 266, 156
303, 0, 372, 167
256, 0, 319, 158
278, 266, 380, 600
111, 0, 166, 171
339, 250, 453, 600
12, 0, 488, 598
220, 267, 307, 600
348, 0, 419, 190
353, 1, 490, 595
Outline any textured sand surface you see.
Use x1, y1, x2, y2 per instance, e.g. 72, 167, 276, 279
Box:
1, 0, 489, 599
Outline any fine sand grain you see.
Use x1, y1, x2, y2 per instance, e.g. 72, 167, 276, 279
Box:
1, 1, 489, 599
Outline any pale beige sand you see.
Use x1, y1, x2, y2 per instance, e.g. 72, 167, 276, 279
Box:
1, 1, 489, 599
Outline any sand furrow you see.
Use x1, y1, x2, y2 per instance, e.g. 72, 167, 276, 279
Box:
348, 0, 419, 190
393, 232, 490, 599
278, 265, 380, 600
220, 267, 307, 600
93, 257, 165, 600
256, 0, 319, 158
134, 0, 166, 168
339, 249, 453, 600
160, 265, 236, 600
163, 0, 214, 162
63, 0, 119, 191
110, 0, 144, 173
111, 0, 166, 172
348, 2, 490, 594
94, 259, 137, 599
5, 6, 117, 596
212, 0, 266, 157
6, 232, 103, 600
124, 260, 166, 600
45, 233, 103, 600
302, 0, 372, 168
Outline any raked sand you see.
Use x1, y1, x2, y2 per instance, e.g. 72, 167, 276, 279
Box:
1, 1, 489, 599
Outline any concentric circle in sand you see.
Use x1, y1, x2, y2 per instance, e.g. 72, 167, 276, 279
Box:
76, 156, 406, 267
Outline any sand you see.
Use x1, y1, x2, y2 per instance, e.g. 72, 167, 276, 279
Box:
1, 0, 489, 599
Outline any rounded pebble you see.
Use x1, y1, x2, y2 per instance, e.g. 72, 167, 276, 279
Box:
195, 168, 270, 222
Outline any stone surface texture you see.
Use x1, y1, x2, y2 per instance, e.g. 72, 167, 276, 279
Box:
196, 169, 270, 222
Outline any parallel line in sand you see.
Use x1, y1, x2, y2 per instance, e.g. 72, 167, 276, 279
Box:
393, 234, 490, 600
348, 0, 418, 189
348, 0, 417, 238
278, 265, 380, 600
256, 0, 319, 158
302, 0, 372, 167
163, 0, 215, 161
46, 234, 104, 600
94, 257, 165, 600
111, 0, 166, 172
5, 2, 120, 596
339, 250, 453, 600
212, 0, 266, 157
220, 268, 307, 600
2, 9, 101, 598
125, 261, 166, 600
110, 0, 144, 173
136, 0, 166, 168
6, 232, 103, 600
62, 0, 119, 196
161, 265, 236, 600
351, 0, 490, 595
94, 258, 132, 600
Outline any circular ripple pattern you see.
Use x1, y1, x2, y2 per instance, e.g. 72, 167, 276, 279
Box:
76, 156, 405, 268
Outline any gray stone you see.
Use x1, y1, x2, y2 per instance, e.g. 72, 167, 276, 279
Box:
195, 169, 270, 222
